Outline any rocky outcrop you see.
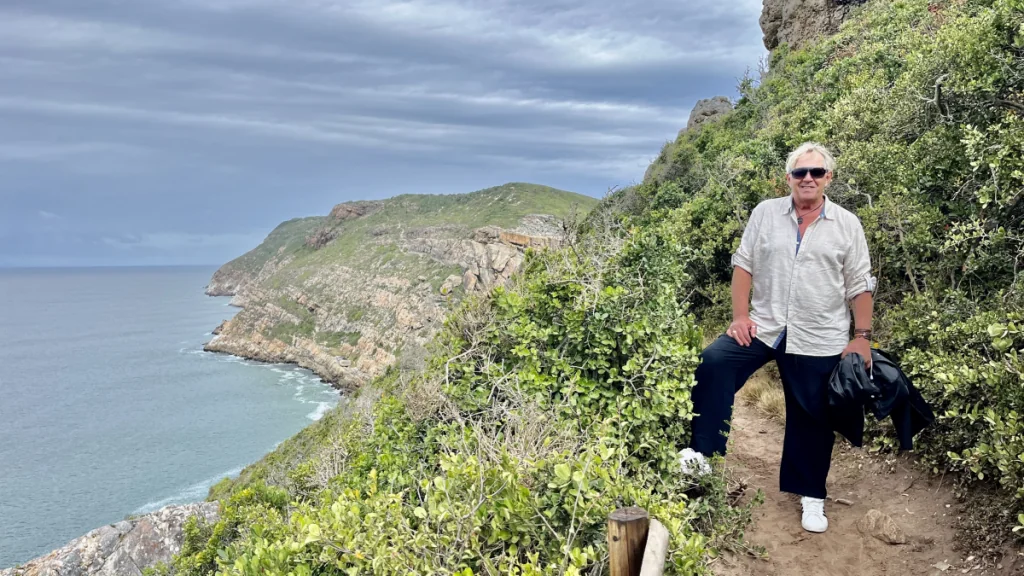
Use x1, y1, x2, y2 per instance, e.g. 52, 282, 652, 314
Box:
407, 215, 563, 295
205, 268, 249, 297
760, 0, 868, 51
644, 97, 734, 184
207, 220, 561, 388
206, 330, 367, 384
1, 503, 218, 576
687, 97, 733, 131
329, 201, 382, 221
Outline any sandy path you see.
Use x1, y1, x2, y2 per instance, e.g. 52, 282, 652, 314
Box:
712, 402, 1022, 576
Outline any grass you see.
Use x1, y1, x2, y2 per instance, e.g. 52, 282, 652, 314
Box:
345, 307, 366, 322
319, 330, 362, 349
215, 216, 326, 280
289, 183, 596, 270
267, 317, 314, 343
738, 367, 786, 422
375, 183, 597, 230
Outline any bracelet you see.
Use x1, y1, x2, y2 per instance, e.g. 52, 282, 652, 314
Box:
854, 328, 872, 340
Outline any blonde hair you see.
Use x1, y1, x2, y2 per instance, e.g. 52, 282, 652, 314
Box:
786, 142, 836, 173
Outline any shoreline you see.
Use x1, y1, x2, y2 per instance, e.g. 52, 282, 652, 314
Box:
1, 319, 339, 572
202, 331, 362, 392
203, 286, 362, 391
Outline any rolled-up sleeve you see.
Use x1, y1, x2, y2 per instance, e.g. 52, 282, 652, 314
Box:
844, 219, 876, 300
731, 205, 762, 274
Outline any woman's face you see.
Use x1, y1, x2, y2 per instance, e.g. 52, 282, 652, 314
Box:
786, 151, 833, 204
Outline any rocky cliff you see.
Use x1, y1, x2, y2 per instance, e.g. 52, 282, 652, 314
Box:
204, 184, 596, 389
0, 504, 217, 576
760, 0, 869, 51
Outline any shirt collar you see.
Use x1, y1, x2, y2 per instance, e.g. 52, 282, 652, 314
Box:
784, 195, 834, 220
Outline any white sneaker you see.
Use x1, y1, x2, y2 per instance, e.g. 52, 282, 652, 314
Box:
678, 448, 711, 477
801, 497, 828, 533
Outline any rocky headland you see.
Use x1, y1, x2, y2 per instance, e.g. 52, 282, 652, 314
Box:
203, 184, 595, 389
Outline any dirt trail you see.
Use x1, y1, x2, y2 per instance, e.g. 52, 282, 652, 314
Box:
713, 402, 1022, 576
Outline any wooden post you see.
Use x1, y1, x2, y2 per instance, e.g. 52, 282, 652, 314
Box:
608, 507, 650, 576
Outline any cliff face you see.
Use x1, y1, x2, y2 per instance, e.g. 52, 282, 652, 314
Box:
1, 504, 217, 576
204, 184, 596, 388
760, 0, 868, 51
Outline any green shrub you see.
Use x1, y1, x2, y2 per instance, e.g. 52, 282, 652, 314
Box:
886, 296, 1024, 505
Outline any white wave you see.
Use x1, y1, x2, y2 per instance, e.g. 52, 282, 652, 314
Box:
132, 465, 245, 515
306, 402, 332, 421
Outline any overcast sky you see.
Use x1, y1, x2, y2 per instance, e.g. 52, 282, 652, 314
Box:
0, 0, 766, 267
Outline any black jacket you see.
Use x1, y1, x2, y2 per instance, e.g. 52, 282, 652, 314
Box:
827, 349, 935, 450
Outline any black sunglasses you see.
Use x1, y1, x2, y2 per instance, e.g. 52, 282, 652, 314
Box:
790, 167, 829, 179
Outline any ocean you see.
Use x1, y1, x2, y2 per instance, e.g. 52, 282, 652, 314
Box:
0, 266, 339, 568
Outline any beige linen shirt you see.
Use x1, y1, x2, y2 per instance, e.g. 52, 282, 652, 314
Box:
731, 196, 876, 357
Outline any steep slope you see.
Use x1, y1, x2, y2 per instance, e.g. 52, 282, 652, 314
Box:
204, 183, 597, 388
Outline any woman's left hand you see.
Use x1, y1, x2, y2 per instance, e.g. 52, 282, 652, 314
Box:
842, 337, 872, 368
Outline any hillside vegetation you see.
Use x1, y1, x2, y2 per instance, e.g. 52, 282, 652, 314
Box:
161, 1, 1024, 574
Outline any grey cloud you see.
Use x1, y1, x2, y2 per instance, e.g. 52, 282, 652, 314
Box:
0, 0, 765, 266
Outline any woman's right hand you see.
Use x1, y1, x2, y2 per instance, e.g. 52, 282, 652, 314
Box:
727, 317, 758, 347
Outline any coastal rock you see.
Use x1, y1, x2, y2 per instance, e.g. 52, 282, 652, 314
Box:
204, 269, 247, 297
206, 331, 366, 387
212, 320, 228, 335
760, 0, 867, 51
439, 274, 463, 295
0, 503, 218, 576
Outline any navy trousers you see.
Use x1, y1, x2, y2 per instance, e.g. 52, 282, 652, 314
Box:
689, 333, 840, 499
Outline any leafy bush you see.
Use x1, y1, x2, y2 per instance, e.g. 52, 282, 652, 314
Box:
885, 297, 1024, 511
